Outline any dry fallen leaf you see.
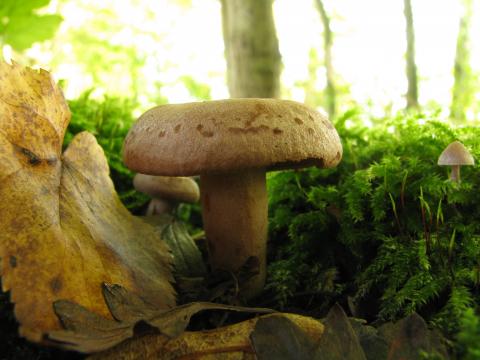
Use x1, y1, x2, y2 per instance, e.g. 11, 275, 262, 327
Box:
316, 304, 366, 360
90, 312, 325, 360
0, 62, 175, 341
251, 304, 368, 360
48, 283, 276, 353
378, 313, 449, 360
250, 316, 318, 360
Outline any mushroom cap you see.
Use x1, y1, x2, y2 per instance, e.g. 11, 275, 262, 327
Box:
123, 99, 342, 176
438, 141, 474, 166
133, 173, 200, 203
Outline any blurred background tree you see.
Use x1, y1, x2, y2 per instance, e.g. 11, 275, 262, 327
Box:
403, 0, 419, 109
450, 0, 476, 124
2, 0, 479, 124
314, 0, 336, 117
220, 0, 281, 98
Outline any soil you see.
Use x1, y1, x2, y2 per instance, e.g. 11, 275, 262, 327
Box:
0, 286, 83, 360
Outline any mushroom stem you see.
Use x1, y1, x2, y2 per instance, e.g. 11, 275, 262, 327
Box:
200, 169, 267, 299
450, 165, 461, 182
146, 198, 174, 215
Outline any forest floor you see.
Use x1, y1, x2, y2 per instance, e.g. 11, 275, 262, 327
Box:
0, 286, 82, 360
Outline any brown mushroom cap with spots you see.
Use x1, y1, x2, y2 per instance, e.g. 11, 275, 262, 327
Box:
438, 140, 474, 182
133, 174, 200, 215
123, 98, 343, 298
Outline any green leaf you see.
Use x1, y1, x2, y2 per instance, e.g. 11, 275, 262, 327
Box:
180, 75, 212, 100
3, 14, 62, 51
0, 0, 51, 16
143, 214, 207, 278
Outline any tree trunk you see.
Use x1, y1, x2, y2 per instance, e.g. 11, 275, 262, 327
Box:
220, 0, 281, 98
314, 0, 336, 118
404, 0, 419, 109
450, 0, 474, 124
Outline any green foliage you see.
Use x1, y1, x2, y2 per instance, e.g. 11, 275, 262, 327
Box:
70, 30, 145, 96
456, 307, 480, 359
267, 109, 480, 341
295, 47, 352, 119
0, 0, 62, 51
47, 2, 169, 100
180, 75, 212, 100
65, 91, 149, 211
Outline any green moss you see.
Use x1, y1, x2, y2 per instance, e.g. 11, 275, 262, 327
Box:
266, 108, 480, 341
457, 307, 480, 359
65, 91, 152, 212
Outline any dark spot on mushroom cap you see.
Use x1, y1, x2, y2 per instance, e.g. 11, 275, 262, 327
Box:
229, 125, 270, 134
174, 124, 181, 133
246, 103, 268, 124
158, 130, 166, 138
323, 119, 334, 129
9, 256, 17, 268
254, 103, 267, 113
336, 151, 341, 160
273, 128, 283, 135
308, 128, 315, 134
50, 275, 63, 293
197, 124, 214, 137
294, 117, 303, 125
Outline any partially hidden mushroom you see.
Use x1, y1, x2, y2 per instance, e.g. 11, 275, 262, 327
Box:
438, 141, 474, 182
133, 173, 200, 215
123, 98, 343, 298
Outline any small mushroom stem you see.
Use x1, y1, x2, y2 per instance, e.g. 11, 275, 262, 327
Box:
450, 165, 461, 182
200, 169, 267, 299
146, 198, 174, 215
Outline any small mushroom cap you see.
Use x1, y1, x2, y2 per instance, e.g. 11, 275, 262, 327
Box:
133, 174, 200, 203
438, 141, 474, 166
123, 99, 342, 176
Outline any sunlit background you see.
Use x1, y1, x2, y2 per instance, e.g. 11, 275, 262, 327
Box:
3, 0, 480, 119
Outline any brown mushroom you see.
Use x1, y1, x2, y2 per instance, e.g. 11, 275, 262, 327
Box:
123, 98, 343, 298
133, 173, 200, 215
438, 141, 474, 182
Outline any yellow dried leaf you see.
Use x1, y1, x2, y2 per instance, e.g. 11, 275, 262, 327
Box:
0, 62, 175, 341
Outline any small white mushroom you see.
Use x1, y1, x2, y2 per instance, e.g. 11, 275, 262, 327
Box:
133, 174, 200, 215
438, 141, 474, 182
